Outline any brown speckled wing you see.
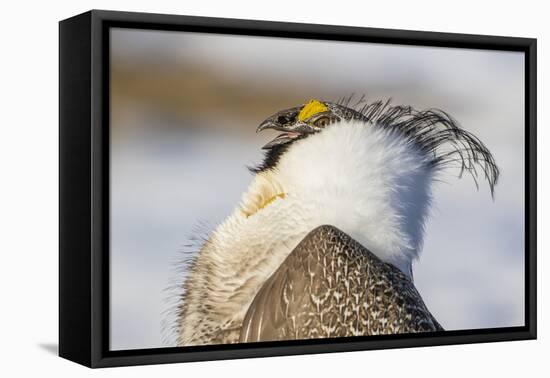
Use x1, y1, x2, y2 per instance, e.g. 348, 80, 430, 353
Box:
239, 225, 443, 343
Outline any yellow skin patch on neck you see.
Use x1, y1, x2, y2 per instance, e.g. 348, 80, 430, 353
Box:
254, 193, 285, 215
298, 99, 329, 122
240, 172, 287, 218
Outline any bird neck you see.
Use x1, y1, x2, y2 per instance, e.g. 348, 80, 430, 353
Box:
246, 121, 434, 277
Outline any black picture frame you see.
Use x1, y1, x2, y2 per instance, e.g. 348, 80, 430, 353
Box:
59, 9, 537, 368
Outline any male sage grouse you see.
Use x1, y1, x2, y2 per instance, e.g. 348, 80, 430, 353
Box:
175, 98, 499, 346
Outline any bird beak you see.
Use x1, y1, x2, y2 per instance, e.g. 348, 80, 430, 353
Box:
256, 119, 289, 134
256, 108, 318, 150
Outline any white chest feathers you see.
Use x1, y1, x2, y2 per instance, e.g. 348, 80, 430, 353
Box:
238, 120, 434, 276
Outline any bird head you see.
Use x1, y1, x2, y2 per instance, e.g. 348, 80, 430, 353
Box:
254, 98, 499, 201
256, 99, 367, 150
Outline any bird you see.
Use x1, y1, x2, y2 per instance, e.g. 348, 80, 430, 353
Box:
175, 97, 499, 346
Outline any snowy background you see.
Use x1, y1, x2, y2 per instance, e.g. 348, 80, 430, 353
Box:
109, 28, 525, 350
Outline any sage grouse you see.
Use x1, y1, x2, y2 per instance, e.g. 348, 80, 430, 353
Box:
176, 98, 498, 346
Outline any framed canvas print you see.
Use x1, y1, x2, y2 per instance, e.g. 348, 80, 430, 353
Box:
59, 10, 537, 368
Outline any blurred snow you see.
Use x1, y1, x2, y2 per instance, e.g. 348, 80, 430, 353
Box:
110, 29, 525, 350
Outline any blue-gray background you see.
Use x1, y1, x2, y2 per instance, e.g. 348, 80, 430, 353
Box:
110, 28, 525, 350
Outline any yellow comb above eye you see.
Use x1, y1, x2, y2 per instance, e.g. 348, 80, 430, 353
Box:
298, 99, 329, 122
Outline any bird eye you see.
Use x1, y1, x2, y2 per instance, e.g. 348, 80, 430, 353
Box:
277, 115, 289, 124
314, 116, 330, 128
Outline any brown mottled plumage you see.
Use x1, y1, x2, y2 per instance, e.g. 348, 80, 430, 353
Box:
240, 225, 443, 342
